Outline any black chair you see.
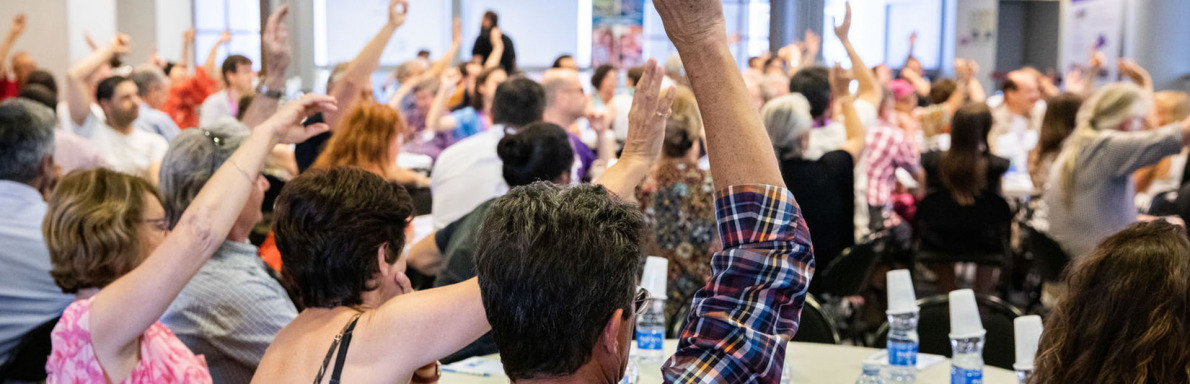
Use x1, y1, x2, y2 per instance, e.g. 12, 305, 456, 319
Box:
1023, 226, 1069, 284
915, 192, 1012, 266
0, 316, 60, 382
792, 293, 841, 344
810, 234, 888, 298
873, 293, 1024, 370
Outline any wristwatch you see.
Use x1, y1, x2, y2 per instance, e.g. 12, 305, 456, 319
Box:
410, 361, 441, 383
257, 84, 284, 99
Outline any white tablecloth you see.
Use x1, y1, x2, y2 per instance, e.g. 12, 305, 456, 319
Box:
441, 340, 1018, 383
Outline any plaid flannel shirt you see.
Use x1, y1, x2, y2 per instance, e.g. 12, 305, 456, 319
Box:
661, 184, 815, 383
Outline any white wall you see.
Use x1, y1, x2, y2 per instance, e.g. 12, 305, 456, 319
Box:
118, 0, 157, 64
461, 0, 585, 69
1128, 0, 1190, 91
66, 0, 118, 63
954, 0, 997, 91
156, 0, 194, 62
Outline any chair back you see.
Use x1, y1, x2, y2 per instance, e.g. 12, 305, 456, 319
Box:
916, 191, 1012, 258
1023, 226, 1069, 283
0, 316, 60, 382
810, 234, 887, 298
792, 293, 841, 345
873, 294, 1024, 370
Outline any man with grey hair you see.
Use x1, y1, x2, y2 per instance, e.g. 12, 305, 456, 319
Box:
541, 69, 603, 181
157, 122, 297, 384
131, 67, 181, 141
0, 98, 73, 368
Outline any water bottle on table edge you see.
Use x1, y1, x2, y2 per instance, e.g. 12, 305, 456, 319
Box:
949, 289, 986, 384
886, 269, 920, 383
636, 257, 667, 363
1013, 315, 1044, 384
857, 360, 887, 384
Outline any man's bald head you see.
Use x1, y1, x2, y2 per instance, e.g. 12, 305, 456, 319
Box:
542, 69, 586, 124
1004, 70, 1041, 116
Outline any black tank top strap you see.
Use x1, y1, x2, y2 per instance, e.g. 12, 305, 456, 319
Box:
313, 312, 363, 384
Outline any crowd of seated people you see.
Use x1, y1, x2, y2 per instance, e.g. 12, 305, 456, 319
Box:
5, 0, 1190, 382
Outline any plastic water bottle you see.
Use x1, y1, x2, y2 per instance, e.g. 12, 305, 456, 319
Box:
636, 257, 668, 363
950, 335, 986, 384
635, 299, 666, 363
887, 311, 920, 383
886, 270, 919, 383
1013, 316, 1044, 384
856, 360, 887, 384
948, 290, 986, 384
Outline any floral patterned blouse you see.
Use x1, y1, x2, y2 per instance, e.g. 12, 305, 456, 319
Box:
46, 298, 212, 384
636, 158, 720, 327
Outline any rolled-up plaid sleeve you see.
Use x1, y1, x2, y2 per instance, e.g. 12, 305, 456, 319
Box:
661, 184, 815, 383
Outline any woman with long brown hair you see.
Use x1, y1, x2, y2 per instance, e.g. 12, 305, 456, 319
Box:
1032, 220, 1190, 383
918, 103, 1012, 293
312, 102, 430, 187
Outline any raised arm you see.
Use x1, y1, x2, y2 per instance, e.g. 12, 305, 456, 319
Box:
427, 18, 463, 77
483, 27, 505, 71
239, 5, 291, 127
89, 95, 336, 383
0, 14, 25, 79
960, 59, 986, 103
654, 2, 783, 188
203, 32, 231, 81
593, 59, 675, 198
426, 69, 461, 133
833, 63, 865, 159
67, 34, 129, 126
181, 29, 194, 75
799, 29, 821, 70
655, 1, 814, 382
834, 2, 882, 108
328, 0, 406, 127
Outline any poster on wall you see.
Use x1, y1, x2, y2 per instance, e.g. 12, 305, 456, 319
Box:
1061, 0, 1124, 81
592, 0, 644, 68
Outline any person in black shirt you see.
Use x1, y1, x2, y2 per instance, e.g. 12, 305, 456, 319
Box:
918, 103, 1011, 294
471, 11, 516, 74
762, 64, 865, 269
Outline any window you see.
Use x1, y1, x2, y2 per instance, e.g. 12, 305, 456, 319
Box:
193, 0, 262, 73
822, 0, 944, 71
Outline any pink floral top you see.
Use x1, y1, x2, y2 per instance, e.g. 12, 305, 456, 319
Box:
46, 299, 212, 383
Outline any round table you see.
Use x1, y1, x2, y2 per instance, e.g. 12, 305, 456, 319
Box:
441, 340, 1019, 383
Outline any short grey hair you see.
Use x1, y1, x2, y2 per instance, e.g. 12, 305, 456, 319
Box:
158, 121, 249, 228
762, 93, 813, 160
131, 68, 168, 97
0, 98, 56, 183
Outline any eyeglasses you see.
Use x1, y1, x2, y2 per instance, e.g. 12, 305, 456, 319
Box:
632, 288, 652, 314
143, 217, 170, 233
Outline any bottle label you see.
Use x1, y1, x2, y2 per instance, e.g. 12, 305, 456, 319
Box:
636, 328, 664, 351
888, 340, 918, 367
950, 367, 983, 384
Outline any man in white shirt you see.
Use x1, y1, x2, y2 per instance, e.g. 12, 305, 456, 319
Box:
87, 76, 168, 180
0, 99, 74, 365
200, 55, 256, 128
431, 77, 545, 229
989, 70, 1045, 172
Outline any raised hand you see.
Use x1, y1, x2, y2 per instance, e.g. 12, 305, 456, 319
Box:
218, 31, 232, 45
833, 2, 852, 42
184, 28, 196, 44
622, 58, 677, 162
262, 94, 338, 144
440, 67, 462, 89
452, 17, 462, 44
262, 5, 291, 78
652, 0, 727, 46
388, 0, 408, 28
1118, 58, 1152, 91
830, 62, 854, 99
110, 33, 132, 54
9, 14, 25, 39
803, 29, 821, 55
